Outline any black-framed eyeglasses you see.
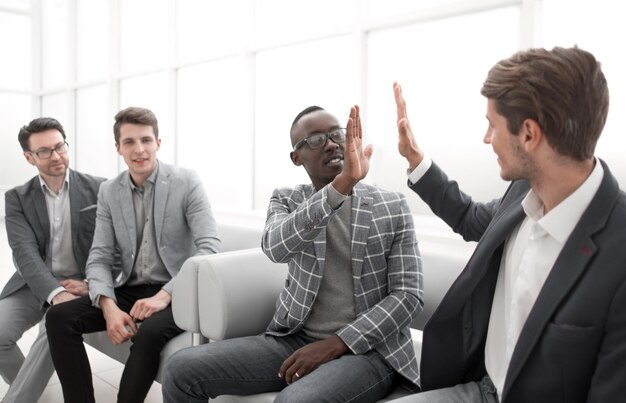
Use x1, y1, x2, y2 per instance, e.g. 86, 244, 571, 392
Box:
293, 128, 346, 151
29, 141, 69, 159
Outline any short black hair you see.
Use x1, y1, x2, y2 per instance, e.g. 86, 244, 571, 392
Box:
291, 106, 325, 133
18, 117, 66, 151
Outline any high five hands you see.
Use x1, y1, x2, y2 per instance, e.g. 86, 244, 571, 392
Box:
331, 105, 373, 195
393, 82, 424, 171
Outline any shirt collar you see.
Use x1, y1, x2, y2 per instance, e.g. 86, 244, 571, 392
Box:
129, 161, 159, 191
39, 168, 71, 194
520, 158, 604, 244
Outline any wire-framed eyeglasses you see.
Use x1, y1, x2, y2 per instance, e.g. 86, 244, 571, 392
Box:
293, 128, 346, 151
29, 141, 69, 159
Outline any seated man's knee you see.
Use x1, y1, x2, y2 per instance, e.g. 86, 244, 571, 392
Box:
163, 348, 200, 394
45, 302, 74, 336
275, 383, 319, 403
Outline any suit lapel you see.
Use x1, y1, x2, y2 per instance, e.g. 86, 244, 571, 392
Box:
350, 184, 373, 279
153, 164, 169, 243
31, 178, 51, 243
118, 174, 137, 253
444, 202, 526, 316
68, 170, 80, 243
502, 162, 619, 399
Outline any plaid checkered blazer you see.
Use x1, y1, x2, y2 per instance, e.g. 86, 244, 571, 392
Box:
261, 182, 423, 387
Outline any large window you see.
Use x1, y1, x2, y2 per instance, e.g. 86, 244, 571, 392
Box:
367, 6, 519, 213
177, 58, 250, 210
75, 85, 117, 178
255, 35, 359, 209
0, 11, 31, 91
0, 5, 32, 214
14, 0, 623, 219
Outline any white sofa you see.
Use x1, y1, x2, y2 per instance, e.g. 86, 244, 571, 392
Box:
171, 234, 475, 402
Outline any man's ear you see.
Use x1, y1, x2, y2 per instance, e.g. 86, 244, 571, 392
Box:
520, 119, 543, 152
290, 151, 302, 166
23, 152, 35, 166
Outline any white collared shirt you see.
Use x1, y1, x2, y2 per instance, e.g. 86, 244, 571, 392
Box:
39, 169, 81, 303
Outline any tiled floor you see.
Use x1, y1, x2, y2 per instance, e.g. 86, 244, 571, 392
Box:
0, 218, 163, 402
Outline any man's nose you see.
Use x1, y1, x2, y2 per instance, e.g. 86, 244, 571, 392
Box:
484, 129, 492, 144
325, 137, 341, 150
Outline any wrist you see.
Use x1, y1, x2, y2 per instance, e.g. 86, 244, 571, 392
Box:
51, 291, 67, 305
331, 175, 357, 196
406, 149, 424, 172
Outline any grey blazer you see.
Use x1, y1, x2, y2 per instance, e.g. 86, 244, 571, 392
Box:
413, 160, 626, 402
262, 182, 423, 388
86, 161, 220, 303
2, 169, 104, 306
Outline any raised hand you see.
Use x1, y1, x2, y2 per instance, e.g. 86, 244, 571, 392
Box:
393, 82, 423, 170
332, 105, 373, 195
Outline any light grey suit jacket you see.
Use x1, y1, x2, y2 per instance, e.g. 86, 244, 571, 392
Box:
86, 161, 220, 303
262, 182, 423, 388
2, 170, 104, 306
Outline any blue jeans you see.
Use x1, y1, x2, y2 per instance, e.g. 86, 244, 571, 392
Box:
162, 332, 397, 403
388, 375, 499, 403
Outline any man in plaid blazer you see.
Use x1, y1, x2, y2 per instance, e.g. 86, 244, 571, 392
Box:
163, 106, 422, 403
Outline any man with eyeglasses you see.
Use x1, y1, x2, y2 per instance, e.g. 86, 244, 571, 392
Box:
163, 106, 422, 402
1, 117, 104, 403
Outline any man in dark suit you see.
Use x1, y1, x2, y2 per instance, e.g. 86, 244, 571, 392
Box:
390, 46, 626, 402
0, 118, 104, 403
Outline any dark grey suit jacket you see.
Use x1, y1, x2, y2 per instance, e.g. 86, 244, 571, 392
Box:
411, 159, 626, 403
2, 169, 105, 306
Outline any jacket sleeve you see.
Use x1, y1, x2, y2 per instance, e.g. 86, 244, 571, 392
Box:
410, 161, 503, 242
337, 195, 422, 353
185, 170, 220, 256
161, 170, 220, 294
261, 185, 342, 263
5, 189, 59, 305
85, 184, 118, 304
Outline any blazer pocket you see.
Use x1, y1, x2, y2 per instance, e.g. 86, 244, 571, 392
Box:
542, 322, 599, 401
79, 204, 97, 212
544, 321, 595, 341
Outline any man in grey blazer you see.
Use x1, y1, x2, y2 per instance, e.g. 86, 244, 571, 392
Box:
1, 117, 104, 403
391, 47, 626, 402
163, 106, 422, 402
45, 106, 220, 403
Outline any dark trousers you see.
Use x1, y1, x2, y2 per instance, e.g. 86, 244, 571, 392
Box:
46, 284, 183, 403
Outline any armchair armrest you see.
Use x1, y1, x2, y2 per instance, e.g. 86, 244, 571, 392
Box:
172, 255, 206, 333
197, 248, 287, 340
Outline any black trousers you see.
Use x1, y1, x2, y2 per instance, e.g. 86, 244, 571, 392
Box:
46, 284, 183, 403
